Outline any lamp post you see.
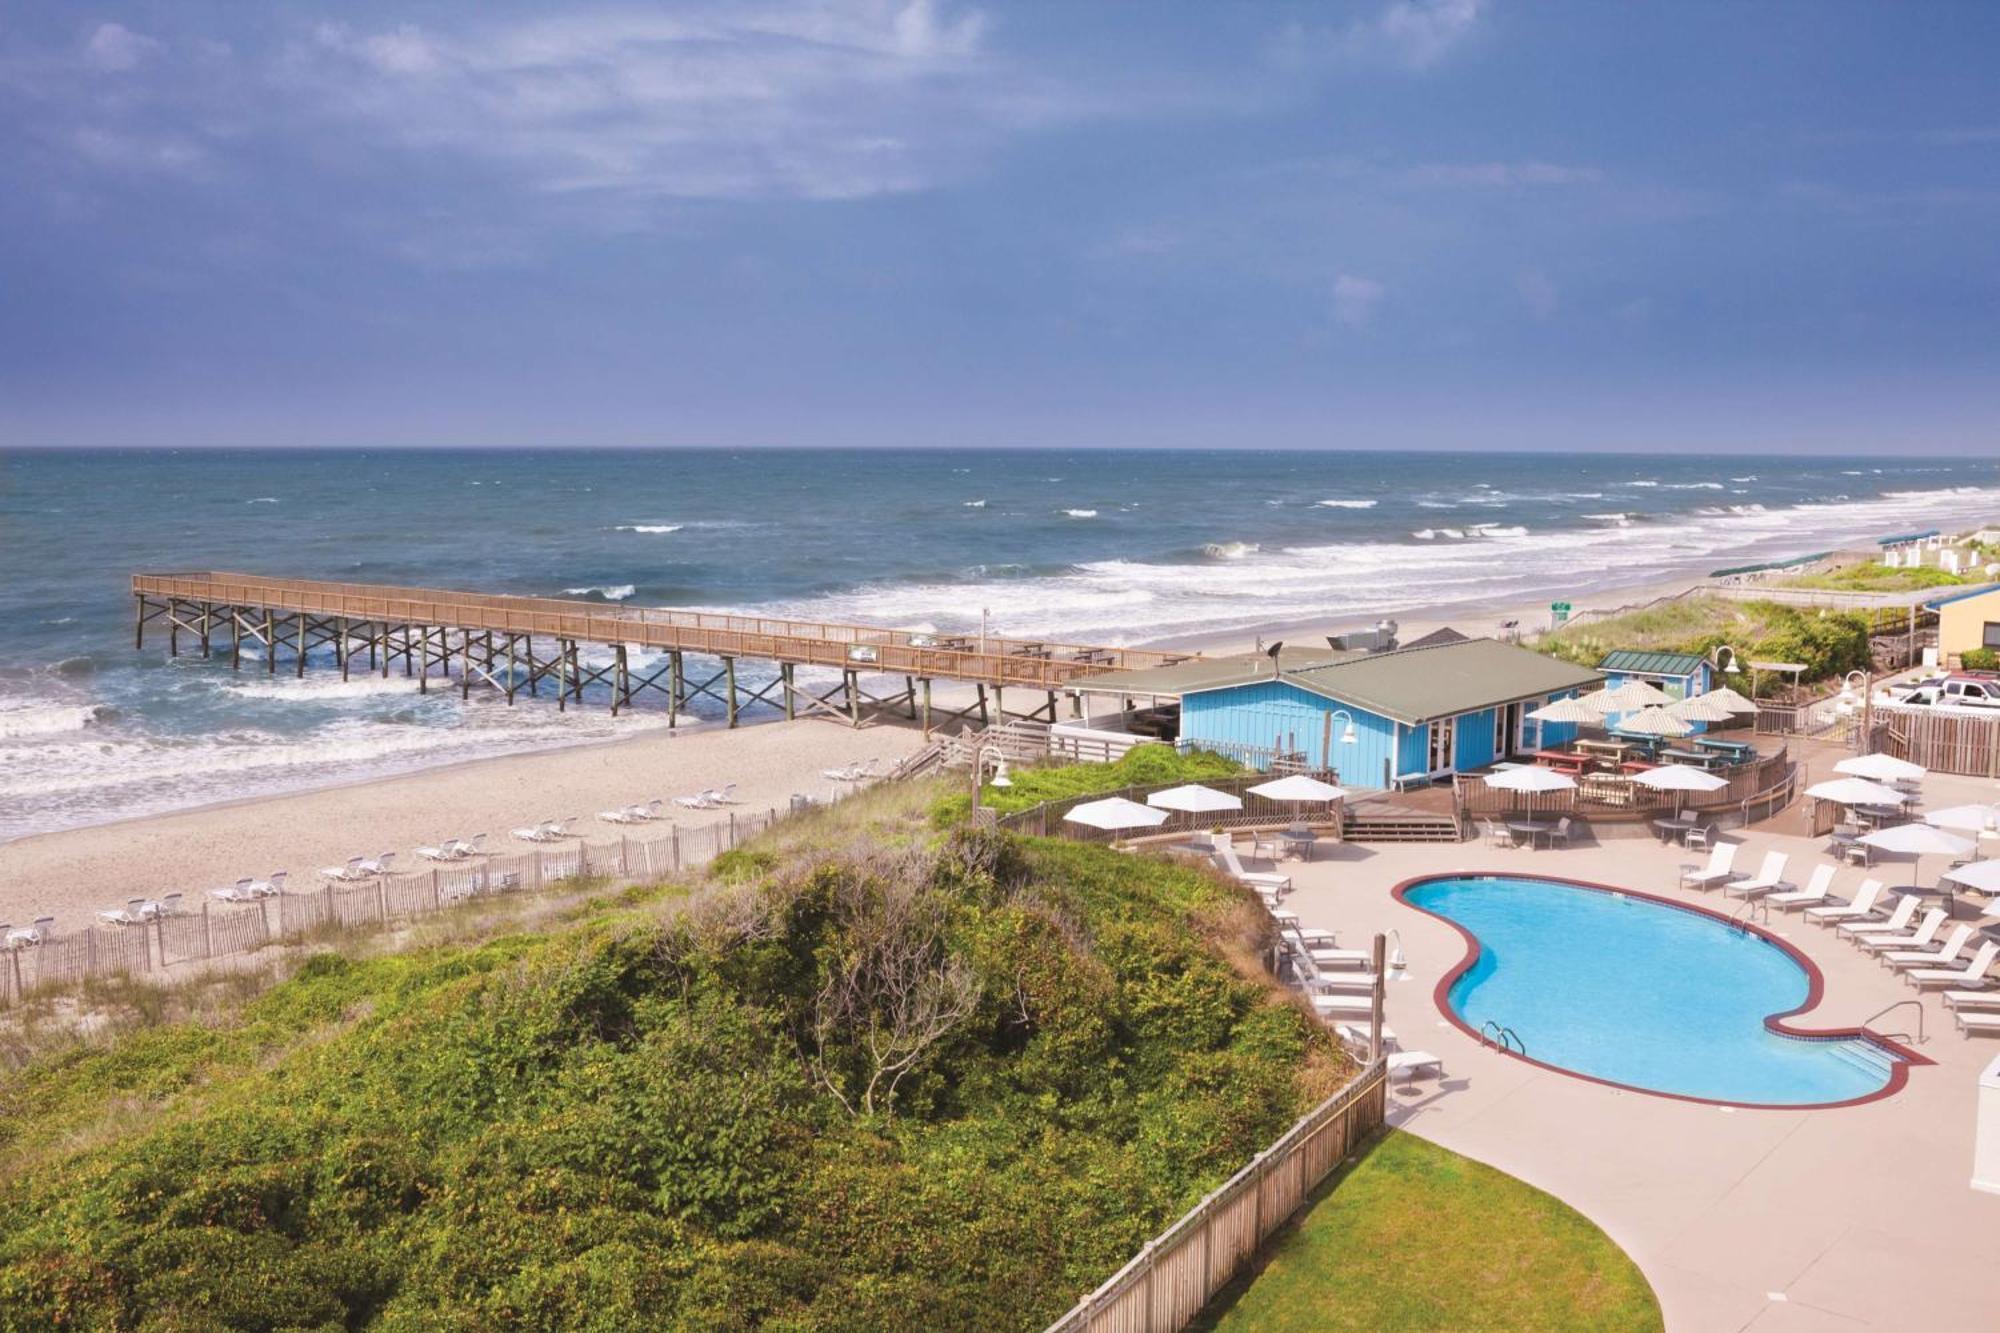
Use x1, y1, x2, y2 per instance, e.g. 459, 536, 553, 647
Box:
1839, 668, 1873, 752
968, 747, 1012, 816
1319, 707, 1359, 774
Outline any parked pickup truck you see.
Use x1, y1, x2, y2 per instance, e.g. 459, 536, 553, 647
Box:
1890, 673, 2000, 710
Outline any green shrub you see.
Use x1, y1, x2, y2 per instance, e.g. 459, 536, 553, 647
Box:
0, 819, 1336, 1329
1963, 648, 2000, 671
931, 744, 1241, 826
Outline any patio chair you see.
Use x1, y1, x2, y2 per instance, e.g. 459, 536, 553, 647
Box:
1723, 850, 1788, 899
320, 856, 367, 882
1804, 880, 1886, 926
1682, 823, 1712, 851
1483, 820, 1515, 848
1680, 843, 1738, 891
1881, 925, 1975, 972
1905, 941, 1998, 991
1767, 864, 1835, 912
1547, 817, 1573, 849
1841, 896, 1924, 944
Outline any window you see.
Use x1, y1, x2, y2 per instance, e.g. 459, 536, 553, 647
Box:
1983, 621, 2000, 650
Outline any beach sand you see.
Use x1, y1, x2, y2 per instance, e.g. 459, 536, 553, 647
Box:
0, 718, 922, 932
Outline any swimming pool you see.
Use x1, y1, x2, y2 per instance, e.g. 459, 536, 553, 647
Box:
1399, 874, 1919, 1107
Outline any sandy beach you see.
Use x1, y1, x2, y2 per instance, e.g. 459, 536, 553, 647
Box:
0, 718, 922, 934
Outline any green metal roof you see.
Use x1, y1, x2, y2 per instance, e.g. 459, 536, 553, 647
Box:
1597, 649, 1708, 677
1216, 637, 1603, 725
1067, 644, 1362, 697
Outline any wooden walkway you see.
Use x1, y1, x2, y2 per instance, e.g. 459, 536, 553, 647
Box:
131, 571, 1192, 732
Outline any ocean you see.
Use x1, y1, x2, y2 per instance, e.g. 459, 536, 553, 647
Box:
3, 447, 1997, 841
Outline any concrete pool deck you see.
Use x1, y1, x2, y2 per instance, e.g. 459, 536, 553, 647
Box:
1258, 778, 2000, 1331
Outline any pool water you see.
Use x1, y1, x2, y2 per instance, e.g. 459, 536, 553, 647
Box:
1404, 875, 1903, 1106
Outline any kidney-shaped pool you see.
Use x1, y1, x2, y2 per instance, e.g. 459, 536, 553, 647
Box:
1399, 873, 1922, 1108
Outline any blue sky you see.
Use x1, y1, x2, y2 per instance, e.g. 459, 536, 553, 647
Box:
2, 1, 1997, 451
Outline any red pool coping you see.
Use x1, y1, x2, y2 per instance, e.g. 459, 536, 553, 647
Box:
1391, 870, 1933, 1110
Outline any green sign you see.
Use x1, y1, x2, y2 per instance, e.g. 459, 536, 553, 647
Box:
1550, 601, 1572, 624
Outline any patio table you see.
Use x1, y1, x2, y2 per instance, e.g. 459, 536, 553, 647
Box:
1507, 819, 1556, 846
1651, 816, 1704, 844
1658, 747, 1722, 768
1694, 737, 1756, 758
1280, 829, 1319, 861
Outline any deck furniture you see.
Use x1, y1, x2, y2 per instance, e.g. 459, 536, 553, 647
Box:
1767, 864, 1836, 911
1658, 747, 1723, 769
1693, 737, 1757, 762
1651, 814, 1704, 844
1483, 820, 1516, 848
1855, 906, 1944, 954
1724, 851, 1790, 899
1805, 880, 1888, 925
1681, 843, 1739, 891
1386, 1050, 1445, 1082
1507, 819, 1556, 846
1839, 894, 1921, 942
1882, 925, 1975, 971
1216, 844, 1292, 898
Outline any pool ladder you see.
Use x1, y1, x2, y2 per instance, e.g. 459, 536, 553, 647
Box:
1479, 1019, 1527, 1056
1861, 998, 1926, 1047
1729, 898, 1770, 931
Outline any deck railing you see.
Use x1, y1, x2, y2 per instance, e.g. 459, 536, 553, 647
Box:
133, 571, 1189, 691
1451, 746, 1793, 823
1046, 1059, 1389, 1333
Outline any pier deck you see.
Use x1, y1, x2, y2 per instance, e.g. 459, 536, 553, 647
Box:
132, 571, 1192, 732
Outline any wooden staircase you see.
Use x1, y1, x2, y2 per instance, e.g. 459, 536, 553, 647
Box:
1340, 795, 1463, 843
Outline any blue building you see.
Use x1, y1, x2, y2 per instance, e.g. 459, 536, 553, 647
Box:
1595, 649, 1716, 733
1077, 637, 1602, 789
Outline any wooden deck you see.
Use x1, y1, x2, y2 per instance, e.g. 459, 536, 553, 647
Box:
131, 571, 1193, 730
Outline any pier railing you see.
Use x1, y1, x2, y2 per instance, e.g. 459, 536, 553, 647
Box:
0, 813, 773, 1009
132, 571, 1189, 691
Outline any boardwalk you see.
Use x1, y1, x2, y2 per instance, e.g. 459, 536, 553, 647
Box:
132, 571, 1191, 732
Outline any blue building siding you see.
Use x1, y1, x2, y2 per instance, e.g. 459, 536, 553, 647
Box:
1532, 689, 1582, 749
1602, 665, 1714, 735
1453, 707, 1499, 771
1397, 721, 1430, 779
1179, 680, 1400, 785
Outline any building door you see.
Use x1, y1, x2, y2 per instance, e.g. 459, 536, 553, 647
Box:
1428, 718, 1454, 773
1500, 702, 1521, 758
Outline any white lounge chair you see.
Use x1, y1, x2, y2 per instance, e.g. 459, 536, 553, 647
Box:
320, 856, 368, 882
1838, 893, 1919, 941
1905, 941, 1998, 991
417, 839, 460, 862
157, 893, 182, 917
597, 806, 642, 825
244, 872, 286, 897
1724, 851, 1789, 899
1952, 1009, 2000, 1036
1943, 990, 2000, 1011
1804, 880, 1887, 925
703, 784, 740, 804
209, 884, 258, 904
359, 852, 395, 876
97, 898, 147, 926
1386, 1050, 1445, 1081
1308, 993, 1374, 1018
1767, 865, 1836, 912
1852, 906, 1942, 954
454, 834, 487, 857
1333, 1021, 1397, 1054
1680, 843, 1738, 891
1284, 927, 1371, 971
1216, 844, 1293, 898
1882, 925, 1975, 971
672, 793, 716, 811
629, 800, 663, 822
4, 917, 53, 948
512, 819, 571, 843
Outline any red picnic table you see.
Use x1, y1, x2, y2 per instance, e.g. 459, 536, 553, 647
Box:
1532, 749, 1591, 775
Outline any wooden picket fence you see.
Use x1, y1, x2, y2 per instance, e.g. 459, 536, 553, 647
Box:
1046, 1058, 1389, 1333
0, 812, 776, 1008
1872, 704, 2000, 777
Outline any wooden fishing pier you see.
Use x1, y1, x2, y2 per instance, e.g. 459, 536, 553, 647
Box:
131, 572, 1192, 734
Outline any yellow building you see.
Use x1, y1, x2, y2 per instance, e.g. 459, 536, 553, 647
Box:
1931, 586, 2000, 665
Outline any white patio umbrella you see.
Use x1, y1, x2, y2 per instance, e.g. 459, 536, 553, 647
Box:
1859, 823, 1976, 902
1145, 784, 1243, 814
1700, 685, 1760, 714
1925, 804, 2000, 838
1834, 753, 1926, 785
1596, 679, 1673, 711
1667, 693, 1736, 723
1246, 775, 1347, 803
1527, 695, 1600, 724
1615, 706, 1694, 738
1804, 777, 1909, 808
1942, 859, 2000, 899
1483, 764, 1576, 820
1633, 762, 1728, 818
1063, 797, 1169, 832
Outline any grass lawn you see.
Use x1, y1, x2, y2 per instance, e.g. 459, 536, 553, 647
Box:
1194, 1131, 1662, 1332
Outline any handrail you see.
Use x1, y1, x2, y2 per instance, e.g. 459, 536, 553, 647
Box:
1861, 998, 1926, 1047
1729, 898, 1770, 930
1478, 1019, 1526, 1055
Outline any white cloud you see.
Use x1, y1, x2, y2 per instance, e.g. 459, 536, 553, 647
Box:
287, 4, 1084, 202
1402, 160, 1603, 188
83, 22, 162, 72
1515, 268, 1557, 320
1333, 274, 1385, 328
70, 126, 209, 177
1280, 0, 1485, 72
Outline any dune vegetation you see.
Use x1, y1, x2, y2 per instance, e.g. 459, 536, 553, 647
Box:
1535, 594, 1871, 689
0, 785, 1345, 1329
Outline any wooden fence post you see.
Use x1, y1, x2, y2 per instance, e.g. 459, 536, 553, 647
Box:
672, 826, 681, 872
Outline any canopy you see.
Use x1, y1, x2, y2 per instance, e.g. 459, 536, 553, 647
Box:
1063, 798, 1170, 832
1633, 763, 1729, 793
1247, 775, 1347, 803
1145, 784, 1243, 814
1834, 753, 1926, 784
1596, 679, 1673, 710
1858, 823, 1975, 857
1805, 777, 1909, 807
1527, 695, 1600, 724
1942, 859, 2000, 896
1925, 804, 2000, 837
1666, 693, 1736, 723
1615, 706, 1694, 738
1699, 685, 1760, 714
1483, 766, 1577, 794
